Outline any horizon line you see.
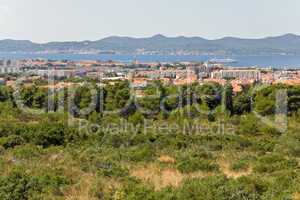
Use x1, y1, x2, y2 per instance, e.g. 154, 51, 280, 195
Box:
1, 33, 299, 44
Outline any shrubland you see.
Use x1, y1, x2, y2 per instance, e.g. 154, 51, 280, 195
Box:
0, 82, 299, 199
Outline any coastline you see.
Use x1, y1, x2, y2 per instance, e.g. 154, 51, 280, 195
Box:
1, 53, 300, 68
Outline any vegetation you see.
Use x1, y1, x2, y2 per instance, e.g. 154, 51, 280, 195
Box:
0, 81, 300, 199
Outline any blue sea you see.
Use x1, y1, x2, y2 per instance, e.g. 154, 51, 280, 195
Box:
1, 53, 300, 68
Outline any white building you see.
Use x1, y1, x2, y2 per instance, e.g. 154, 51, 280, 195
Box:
35, 69, 76, 78
212, 69, 261, 81
0, 60, 22, 74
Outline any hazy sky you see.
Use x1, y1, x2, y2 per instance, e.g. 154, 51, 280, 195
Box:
1, 0, 300, 43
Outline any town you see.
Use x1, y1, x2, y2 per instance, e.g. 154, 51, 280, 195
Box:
1, 59, 300, 93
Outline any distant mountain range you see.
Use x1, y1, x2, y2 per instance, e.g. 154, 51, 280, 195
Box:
1, 34, 300, 56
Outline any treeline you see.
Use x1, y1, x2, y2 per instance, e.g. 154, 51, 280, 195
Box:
1, 81, 300, 121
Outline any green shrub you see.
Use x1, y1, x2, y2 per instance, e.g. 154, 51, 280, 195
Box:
28, 172, 69, 199
233, 136, 253, 150
128, 112, 145, 125
118, 180, 156, 200
0, 170, 31, 200
0, 168, 68, 200
96, 161, 129, 178
0, 135, 25, 149
177, 176, 268, 200
237, 115, 259, 135
230, 160, 249, 171
177, 156, 219, 173
254, 154, 298, 173
104, 134, 124, 148
252, 139, 275, 152
11, 144, 43, 160
0, 123, 27, 137
124, 145, 155, 162
31, 123, 66, 147
276, 133, 300, 157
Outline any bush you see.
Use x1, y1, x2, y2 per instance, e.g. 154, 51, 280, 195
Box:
275, 133, 300, 157
237, 115, 259, 135
28, 172, 69, 199
0, 135, 25, 149
177, 156, 219, 173
177, 176, 268, 200
0, 170, 31, 200
30, 123, 66, 148
128, 112, 145, 125
124, 145, 155, 162
96, 161, 129, 178
230, 160, 249, 171
117, 180, 155, 200
0, 123, 26, 137
11, 144, 43, 160
251, 139, 275, 152
103, 133, 128, 148
0, 168, 68, 200
233, 136, 253, 150
254, 154, 298, 173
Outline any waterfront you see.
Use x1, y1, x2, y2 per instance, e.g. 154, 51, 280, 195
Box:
1, 53, 300, 68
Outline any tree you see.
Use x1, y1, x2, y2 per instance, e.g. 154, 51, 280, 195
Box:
128, 111, 144, 125
223, 83, 234, 114
136, 82, 165, 116
233, 94, 251, 115
105, 81, 131, 114
196, 83, 222, 110
255, 97, 275, 116
0, 86, 12, 102
32, 88, 47, 109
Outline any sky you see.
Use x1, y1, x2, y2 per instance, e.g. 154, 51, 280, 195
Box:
0, 0, 300, 43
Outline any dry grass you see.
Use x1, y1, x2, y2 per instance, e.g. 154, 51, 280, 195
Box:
64, 173, 96, 200
130, 164, 182, 190
158, 155, 176, 164
62, 165, 122, 200
130, 163, 213, 190
294, 193, 300, 200
217, 159, 252, 179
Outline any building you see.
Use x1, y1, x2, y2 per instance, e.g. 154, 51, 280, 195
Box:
131, 78, 149, 89
212, 69, 261, 81
0, 60, 22, 74
35, 69, 79, 78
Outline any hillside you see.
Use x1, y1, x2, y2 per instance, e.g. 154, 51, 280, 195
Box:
1, 34, 300, 55
0, 82, 300, 199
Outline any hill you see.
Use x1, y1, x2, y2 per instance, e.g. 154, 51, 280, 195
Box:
1, 33, 300, 55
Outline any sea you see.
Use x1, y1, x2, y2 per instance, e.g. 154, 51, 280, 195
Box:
1, 53, 300, 69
